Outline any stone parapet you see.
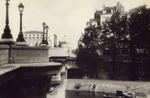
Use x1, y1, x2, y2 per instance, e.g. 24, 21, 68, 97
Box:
11, 46, 49, 63
0, 45, 9, 65
0, 64, 20, 86
0, 62, 62, 98
0, 62, 61, 77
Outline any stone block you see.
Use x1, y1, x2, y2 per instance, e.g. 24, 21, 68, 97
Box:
12, 46, 49, 63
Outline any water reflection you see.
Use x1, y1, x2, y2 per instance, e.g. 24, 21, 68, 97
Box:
65, 91, 105, 98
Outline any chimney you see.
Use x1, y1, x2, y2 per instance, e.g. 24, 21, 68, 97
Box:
54, 34, 57, 47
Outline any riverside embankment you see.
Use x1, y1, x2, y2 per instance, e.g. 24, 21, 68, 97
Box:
66, 79, 150, 98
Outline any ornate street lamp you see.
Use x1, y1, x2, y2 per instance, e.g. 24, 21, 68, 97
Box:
40, 22, 47, 46
45, 25, 49, 45
0, 0, 15, 44
16, 3, 26, 46
0, 0, 15, 64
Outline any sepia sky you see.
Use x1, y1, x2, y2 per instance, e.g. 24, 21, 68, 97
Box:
0, 0, 149, 49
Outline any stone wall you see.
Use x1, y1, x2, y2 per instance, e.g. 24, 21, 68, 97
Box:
96, 60, 150, 81
0, 45, 9, 65
66, 82, 149, 98
12, 46, 49, 63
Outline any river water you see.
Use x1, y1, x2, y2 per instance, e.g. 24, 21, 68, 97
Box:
65, 91, 106, 98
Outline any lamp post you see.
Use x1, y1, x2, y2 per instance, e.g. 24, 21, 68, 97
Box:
45, 25, 49, 45
16, 3, 26, 46
0, 0, 15, 64
0, 0, 14, 43
54, 34, 57, 47
40, 22, 47, 46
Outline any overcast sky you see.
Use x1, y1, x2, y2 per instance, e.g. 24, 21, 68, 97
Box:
0, 0, 149, 49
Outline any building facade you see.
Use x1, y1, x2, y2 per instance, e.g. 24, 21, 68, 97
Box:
84, 2, 126, 56
94, 1, 124, 26
58, 40, 72, 54
86, 2, 124, 29
23, 31, 52, 47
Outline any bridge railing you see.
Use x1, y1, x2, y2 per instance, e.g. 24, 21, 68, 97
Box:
11, 46, 49, 63
0, 45, 9, 65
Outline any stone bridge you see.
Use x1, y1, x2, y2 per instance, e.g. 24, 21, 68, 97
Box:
49, 50, 89, 79
65, 57, 90, 79
48, 48, 80, 70
0, 45, 62, 98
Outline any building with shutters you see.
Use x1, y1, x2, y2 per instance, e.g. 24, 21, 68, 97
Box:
23, 31, 52, 47
94, 1, 124, 26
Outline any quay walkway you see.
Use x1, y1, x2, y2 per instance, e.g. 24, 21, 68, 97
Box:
66, 79, 150, 98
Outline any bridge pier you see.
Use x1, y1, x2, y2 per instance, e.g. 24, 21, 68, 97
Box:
0, 75, 52, 98
0, 45, 62, 98
0, 63, 61, 98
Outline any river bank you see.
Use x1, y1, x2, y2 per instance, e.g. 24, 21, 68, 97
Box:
66, 79, 150, 98
47, 73, 66, 98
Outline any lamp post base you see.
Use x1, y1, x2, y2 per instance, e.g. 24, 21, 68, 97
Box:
0, 38, 15, 45
40, 44, 47, 47
15, 42, 28, 46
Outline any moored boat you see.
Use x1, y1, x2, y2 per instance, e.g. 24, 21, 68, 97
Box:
103, 90, 136, 98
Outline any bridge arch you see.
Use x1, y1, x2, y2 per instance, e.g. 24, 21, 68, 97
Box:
67, 68, 89, 79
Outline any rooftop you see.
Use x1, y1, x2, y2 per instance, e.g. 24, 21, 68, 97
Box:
24, 31, 43, 34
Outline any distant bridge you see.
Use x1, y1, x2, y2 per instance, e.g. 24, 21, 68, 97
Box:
48, 48, 90, 79
65, 59, 79, 69
48, 48, 80, 69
